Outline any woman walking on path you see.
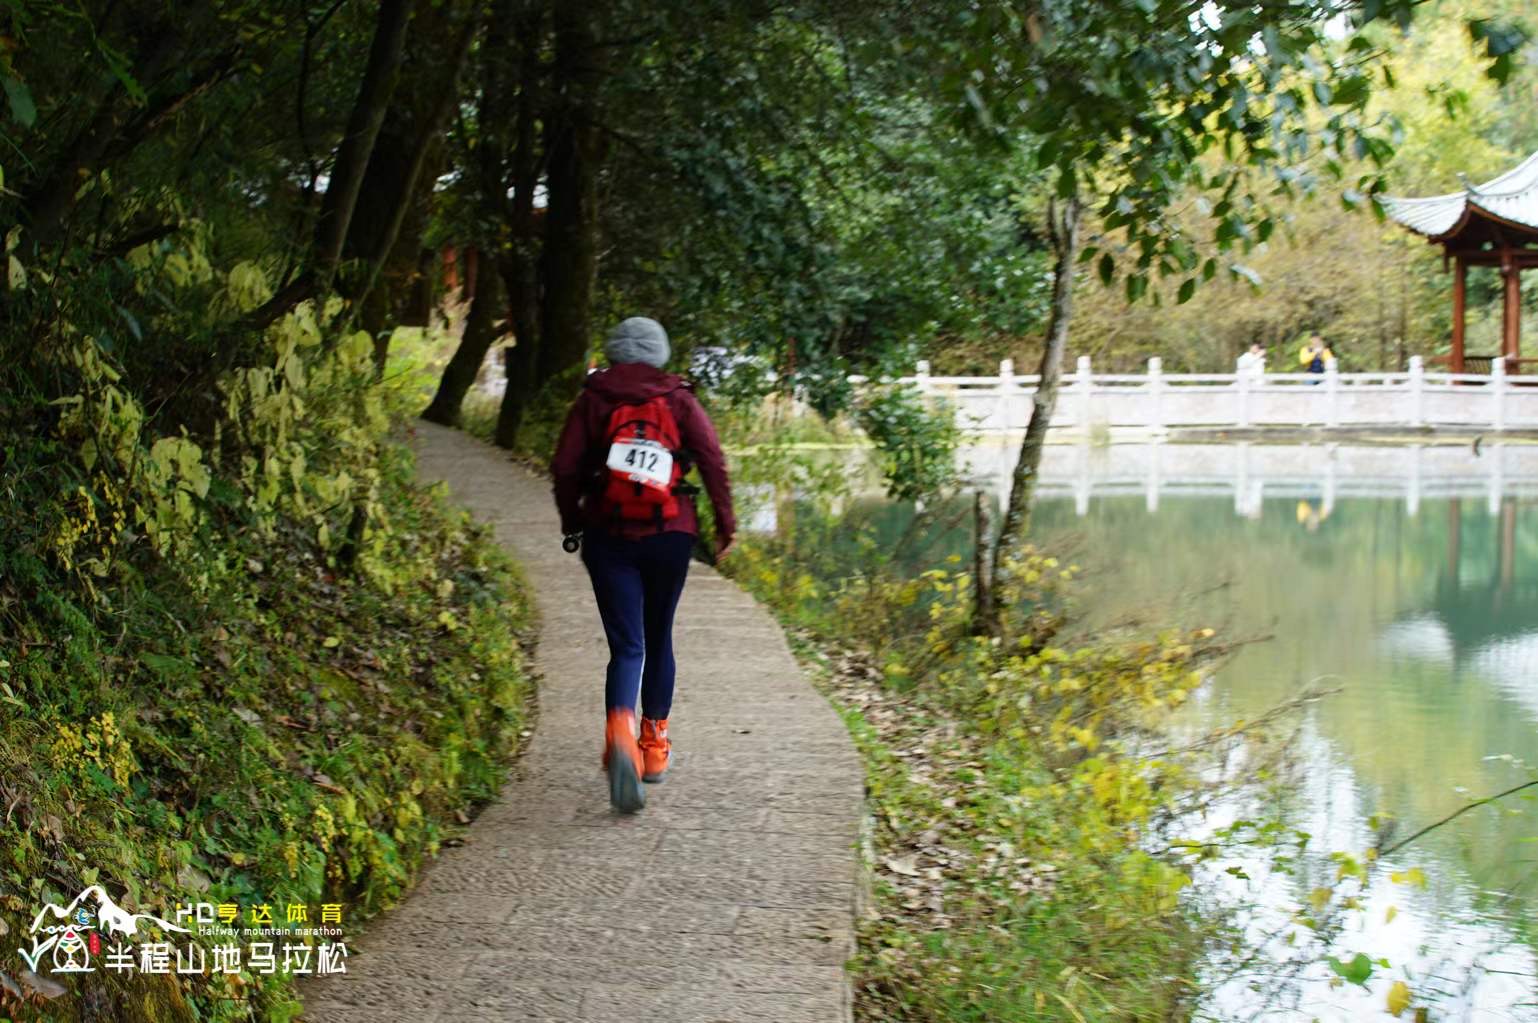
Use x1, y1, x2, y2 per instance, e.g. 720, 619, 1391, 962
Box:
550, 317, 736, 813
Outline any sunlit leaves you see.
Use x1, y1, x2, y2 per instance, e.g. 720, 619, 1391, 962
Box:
908, 0, 1520, 313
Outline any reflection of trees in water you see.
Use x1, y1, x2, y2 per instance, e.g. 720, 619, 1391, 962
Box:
1428, 500, 1538, 661
1081, 496, 1538, 929
799, 490, 1538, 929
784, 487, 1538, 990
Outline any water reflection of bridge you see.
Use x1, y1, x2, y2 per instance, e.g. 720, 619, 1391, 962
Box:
964, 440, 1538, 517
1383, 499, 1538, 716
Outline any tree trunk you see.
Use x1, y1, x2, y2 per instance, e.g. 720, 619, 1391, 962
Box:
985, 195, 1081, 634
493, 3, 550, 449
533, 3, 603, 395
313, 0, 413, 288
365, 148, 448, 373
970, 490, 995, 635
237, 0, 413, 338
346, 0, 477, 346
421, 266, 506, 425
22, 21, 187, 245
494, 256, 543, 447
362, 147, 446, 370
404, 247, 439, 327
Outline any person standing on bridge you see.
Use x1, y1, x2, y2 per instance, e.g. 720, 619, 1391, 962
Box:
1298, 332, 1335, 379
1238, 341, 1267, 375
550, 316, 736, 813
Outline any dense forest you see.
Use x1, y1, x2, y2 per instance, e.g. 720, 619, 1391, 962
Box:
2, 0, 1528, 423
0, 0, 1530, 1019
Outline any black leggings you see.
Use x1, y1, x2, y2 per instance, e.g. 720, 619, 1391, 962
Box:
581, 529, 693, 719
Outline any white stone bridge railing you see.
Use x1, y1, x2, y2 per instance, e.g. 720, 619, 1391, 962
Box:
856, 356, 1538, 434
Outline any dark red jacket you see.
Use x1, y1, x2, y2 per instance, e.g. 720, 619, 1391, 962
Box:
550, 363, 736, 543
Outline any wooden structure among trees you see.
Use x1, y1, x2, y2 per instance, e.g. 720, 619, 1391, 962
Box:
1384, 151, 1538, 374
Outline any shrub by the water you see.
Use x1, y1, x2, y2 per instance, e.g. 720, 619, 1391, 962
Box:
725, 504, 1231, 1022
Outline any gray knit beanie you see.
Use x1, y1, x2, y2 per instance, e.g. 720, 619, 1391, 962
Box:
604, 316, 670, 368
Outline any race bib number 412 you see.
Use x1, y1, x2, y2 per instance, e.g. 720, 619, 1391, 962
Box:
607, 440, 674, 490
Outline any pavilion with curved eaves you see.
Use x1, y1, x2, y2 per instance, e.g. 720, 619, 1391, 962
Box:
1383, 150, 1538, 374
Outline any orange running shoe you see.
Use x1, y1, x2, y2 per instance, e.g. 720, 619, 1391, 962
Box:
604, 709, 645, 813
639, 717, 671, 783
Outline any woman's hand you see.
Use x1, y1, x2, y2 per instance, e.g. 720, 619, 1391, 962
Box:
715, 536, 736, 561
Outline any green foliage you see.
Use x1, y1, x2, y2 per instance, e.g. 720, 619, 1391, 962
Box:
1069, 0, 1538, 371
907, 0, 1525, 309
1327, 951, 1376, 986
0, 441, 531, 1019
0, 245, 532, 1018
850, 384, 962, 503
585, 7, 1060, 394
724, 501, 1233, 1021
502, 364, 591, 463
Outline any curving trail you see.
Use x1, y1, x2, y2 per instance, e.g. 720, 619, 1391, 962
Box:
301, 421, 862, 1023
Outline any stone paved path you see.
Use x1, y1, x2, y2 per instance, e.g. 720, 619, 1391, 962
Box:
302, 422, 863, 1023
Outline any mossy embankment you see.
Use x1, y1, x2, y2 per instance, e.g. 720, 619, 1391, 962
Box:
0, 322, 534, 1022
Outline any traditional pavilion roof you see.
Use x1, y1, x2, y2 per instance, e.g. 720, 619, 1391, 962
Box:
1382, 150, 1538, 244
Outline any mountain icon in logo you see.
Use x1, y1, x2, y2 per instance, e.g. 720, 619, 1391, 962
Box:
18, 885, 188, 973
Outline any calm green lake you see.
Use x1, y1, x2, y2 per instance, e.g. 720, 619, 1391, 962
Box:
764, 440, 1538, 1020
1029, 491, 1538, 1022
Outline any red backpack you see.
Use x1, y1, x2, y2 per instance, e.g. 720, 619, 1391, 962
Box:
598, 394, 684, 526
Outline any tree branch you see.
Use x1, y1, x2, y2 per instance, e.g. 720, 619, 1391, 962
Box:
95, 222, 180, 260
1380, 779, 1538, 860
